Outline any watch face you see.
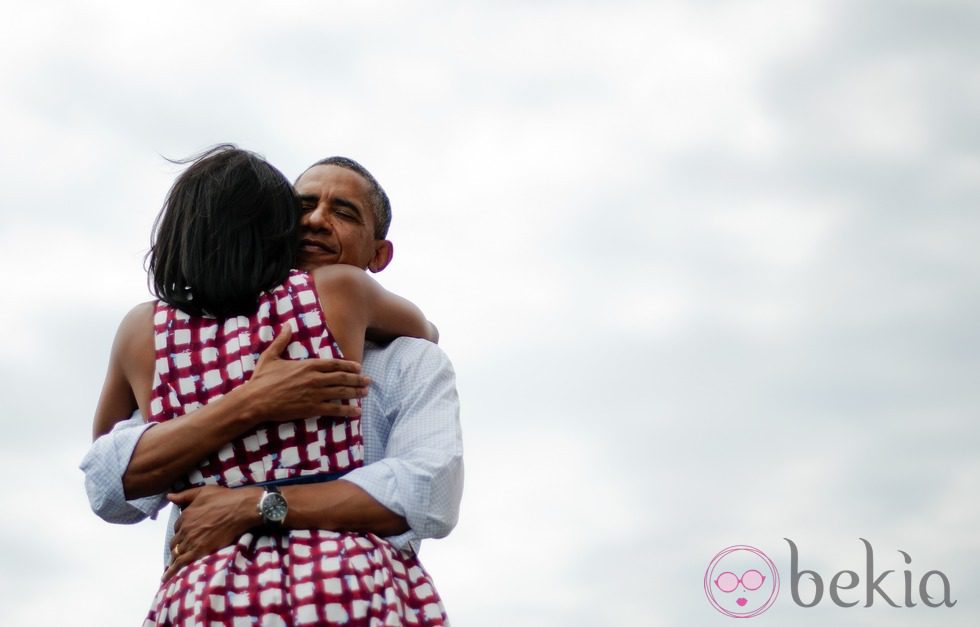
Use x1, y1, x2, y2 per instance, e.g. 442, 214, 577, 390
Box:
262, 492, 288, 523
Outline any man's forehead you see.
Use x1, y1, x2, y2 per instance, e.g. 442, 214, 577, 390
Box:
295, 164, 369, 196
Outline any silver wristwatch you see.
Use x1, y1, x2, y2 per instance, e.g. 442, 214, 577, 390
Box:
258, 486, 288, 526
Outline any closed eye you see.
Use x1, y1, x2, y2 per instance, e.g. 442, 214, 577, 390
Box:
331, 197, 364, 223
297, 194, 318, 213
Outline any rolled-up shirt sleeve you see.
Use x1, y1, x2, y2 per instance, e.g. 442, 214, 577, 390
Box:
342, 340, 464, 553
80, 411, 168, 524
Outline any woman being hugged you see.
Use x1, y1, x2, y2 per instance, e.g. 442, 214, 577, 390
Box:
93, 145, 446, 626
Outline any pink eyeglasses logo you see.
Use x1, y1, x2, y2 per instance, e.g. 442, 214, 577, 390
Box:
704, 545, 780, 618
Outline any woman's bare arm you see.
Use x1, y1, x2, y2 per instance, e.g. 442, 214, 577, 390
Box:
92, 302, 155, 439
312, 265, 438, 363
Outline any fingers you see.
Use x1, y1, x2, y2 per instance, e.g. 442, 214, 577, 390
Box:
318, 386, 368, 400
256, 326, 294, 368
315, 372, 370, 388
305, 358, 362, 374
163, 549, 195, 582
164, 535, 188, 581
317, 401, 362, 418
167, 487, 202, 508
165, 529, 208, 582
289, 365, 368, 385
316, 372, 371, 389
270, 325, 294, 349
307, 370, 370, 399
264, 397, 362, 420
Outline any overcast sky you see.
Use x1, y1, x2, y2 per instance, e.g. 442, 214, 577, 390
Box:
1, 1, 978, 625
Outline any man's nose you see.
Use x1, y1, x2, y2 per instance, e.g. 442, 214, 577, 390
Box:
302, 206, 333, 232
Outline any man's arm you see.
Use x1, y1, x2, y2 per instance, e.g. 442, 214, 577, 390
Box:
337, 338, 463, 548
122, 328, 368, 498
164, 339, 462, 576
82, 328, 369, 518
282, 338, 463, 545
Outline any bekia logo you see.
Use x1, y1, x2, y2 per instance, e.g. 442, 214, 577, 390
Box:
705, 539, 956, 618
704, 546, 780, 618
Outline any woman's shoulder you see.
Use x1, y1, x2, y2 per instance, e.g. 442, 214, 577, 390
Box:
114, 301, 156, 344
119, 301, 157, 332
309, 264, 374, 297
111, 301, 157, 365
309, 263, 368, 282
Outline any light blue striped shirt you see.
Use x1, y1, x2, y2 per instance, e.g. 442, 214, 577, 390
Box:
81, 337, 463, 562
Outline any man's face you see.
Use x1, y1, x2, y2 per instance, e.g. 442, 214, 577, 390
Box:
294, 165, 391, 272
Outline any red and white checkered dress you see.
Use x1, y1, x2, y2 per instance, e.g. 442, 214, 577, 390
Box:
142, 270, 448, 626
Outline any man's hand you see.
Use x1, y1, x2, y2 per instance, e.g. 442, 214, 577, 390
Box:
162, 485, 262, 581
122, 327, 370, 500
245, 325, 370, 422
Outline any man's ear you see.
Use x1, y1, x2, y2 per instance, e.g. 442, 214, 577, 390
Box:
368, 240, 393, 273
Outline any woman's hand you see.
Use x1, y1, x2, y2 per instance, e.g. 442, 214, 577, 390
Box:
162, 485, 262, 581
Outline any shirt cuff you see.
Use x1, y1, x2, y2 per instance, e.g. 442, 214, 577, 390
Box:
80, 419, 167, 523
341, 463, 421, 553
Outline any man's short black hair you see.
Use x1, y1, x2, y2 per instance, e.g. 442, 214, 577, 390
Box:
305, 156, 392, 239
147, 144, 300, 318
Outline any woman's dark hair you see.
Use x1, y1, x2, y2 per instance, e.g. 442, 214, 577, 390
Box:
147, 144, 300, 318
